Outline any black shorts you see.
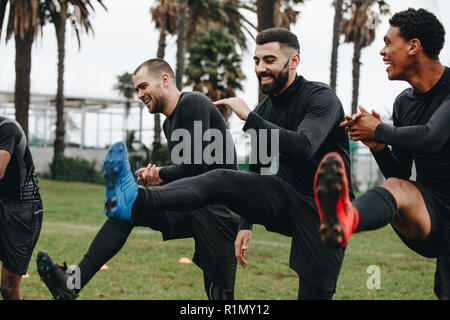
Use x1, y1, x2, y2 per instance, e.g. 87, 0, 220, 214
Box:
135, 204, 239, 289
0, 198, 43, 275
393, 180, 450, 298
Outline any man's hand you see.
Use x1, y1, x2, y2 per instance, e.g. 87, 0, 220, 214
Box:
344, 106, 382, 140
234, 230, 252, 268
213, 98, 251, 121
340, 106, 386, 152
137, 163, 164, 186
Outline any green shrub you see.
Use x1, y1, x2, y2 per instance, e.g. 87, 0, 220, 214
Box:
49, 155, 104, 184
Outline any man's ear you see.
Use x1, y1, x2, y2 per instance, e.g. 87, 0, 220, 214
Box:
291, 53, 300, 70
160, 73, 170, 88
408, 38, 422, 56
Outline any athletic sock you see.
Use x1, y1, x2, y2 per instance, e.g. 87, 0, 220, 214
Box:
76, 219, 133, 292
353, 187, 397, 233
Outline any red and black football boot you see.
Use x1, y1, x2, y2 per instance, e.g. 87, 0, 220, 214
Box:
314, 152, 359, 248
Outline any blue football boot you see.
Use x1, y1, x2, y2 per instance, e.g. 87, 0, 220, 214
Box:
103, 141, 138, 220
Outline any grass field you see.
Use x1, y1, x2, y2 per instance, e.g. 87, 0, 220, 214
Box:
20, 178, 437, 300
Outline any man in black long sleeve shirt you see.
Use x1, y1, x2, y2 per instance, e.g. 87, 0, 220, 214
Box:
37, 59, 240, 300
315, 9, 450, 299
105, 28, 353, 299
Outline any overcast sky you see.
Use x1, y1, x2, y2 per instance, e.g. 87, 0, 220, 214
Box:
0, 0, 449, 137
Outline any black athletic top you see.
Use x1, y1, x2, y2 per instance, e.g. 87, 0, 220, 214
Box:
238, 75, 353, 230
373, 66, 450, 207
244, 75, 353, 197
0, 116, 40, 201
159, 91, 237, 183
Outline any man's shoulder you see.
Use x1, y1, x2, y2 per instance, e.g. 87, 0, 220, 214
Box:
0, 118, 23, 137
300, 78, 339, 100
179, 91, 213, 107
393, 87, 417, 112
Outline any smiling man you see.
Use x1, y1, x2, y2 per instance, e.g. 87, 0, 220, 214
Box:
98, 28, 354, 300
36, 59, 241, 300
314, 8, 450, 299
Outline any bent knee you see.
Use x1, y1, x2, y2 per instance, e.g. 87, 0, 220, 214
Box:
379, 178, 415, 206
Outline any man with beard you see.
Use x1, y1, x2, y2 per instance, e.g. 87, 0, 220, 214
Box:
314, 8, 450, 299
100, 28, 354, 300
36, 58, 240, 300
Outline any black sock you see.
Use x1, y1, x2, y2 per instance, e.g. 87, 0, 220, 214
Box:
76, 219, 133, 292
353, 187, 397, 233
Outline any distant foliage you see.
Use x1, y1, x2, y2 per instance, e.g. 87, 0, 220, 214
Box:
48, 155, 104, 184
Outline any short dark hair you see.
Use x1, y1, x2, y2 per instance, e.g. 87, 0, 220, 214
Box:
134, 58, 175, 79
389, 8, 445, 59
256, 28, 300, 54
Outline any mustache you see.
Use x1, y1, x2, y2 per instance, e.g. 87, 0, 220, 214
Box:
257, 72, 275, 79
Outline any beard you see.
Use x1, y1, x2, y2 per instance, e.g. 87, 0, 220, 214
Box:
258, 63, 290, 95
150, 96, 164, 114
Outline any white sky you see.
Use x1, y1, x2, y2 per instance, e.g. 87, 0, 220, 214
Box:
0, 0, 449, 138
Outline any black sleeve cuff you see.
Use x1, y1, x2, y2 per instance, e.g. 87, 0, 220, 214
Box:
374, 123, 391, 144
238, 217, 253, 231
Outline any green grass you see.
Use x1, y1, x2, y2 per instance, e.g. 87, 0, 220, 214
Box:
20, 178, 436, 300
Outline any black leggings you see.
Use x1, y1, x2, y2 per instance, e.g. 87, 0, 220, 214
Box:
134, 169, 291, 228
134, 169, 338, 300
77, 218, 235, 300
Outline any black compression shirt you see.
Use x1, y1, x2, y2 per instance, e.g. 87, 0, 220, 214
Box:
243, 75, 353, 198
0, 116, 40, 201
159, 91, 237, 183
373, 66, 450, 205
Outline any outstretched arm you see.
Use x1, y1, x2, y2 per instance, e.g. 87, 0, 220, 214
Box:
215, 90, 343, 164
374, 99, 450, 153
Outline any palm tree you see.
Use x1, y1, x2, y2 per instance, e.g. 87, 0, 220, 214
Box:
185, 23, 246, 125
257, 0, 274, 31
256, 0, 305, 32
2, 0, 42, 138
114, 72, 135, 143
330, 0, 344, 92
0, 0, 7, 39
187, 0, 255, 52
342, 0, 389, 115
176, 0, 257, 91
150, 0, 177, 61
274, 0, 304, 29
175, 0, 188, 90
40, 0, 106, 179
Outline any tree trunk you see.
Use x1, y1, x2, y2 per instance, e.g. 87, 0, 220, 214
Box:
52, 16, 67, 179
175, 0, 188, 91
351, 42, 362, 115
14, 30, 34, 139
257, 0, 275, 32
273, 0, 280, 28
152, 21, 167, 165
0, 0, 7, 40
330, 0, 343, 92
256, 0, 274, 104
